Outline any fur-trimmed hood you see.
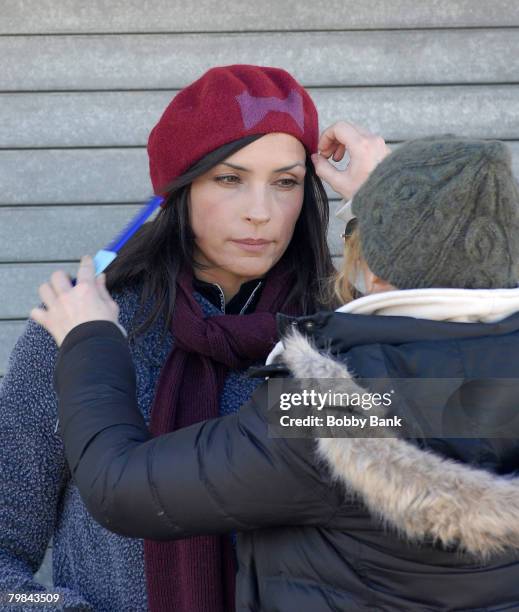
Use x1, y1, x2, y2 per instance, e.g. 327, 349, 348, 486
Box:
280, 329, 519, 561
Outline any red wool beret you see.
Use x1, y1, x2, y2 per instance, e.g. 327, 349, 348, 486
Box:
147, 64, 319, 201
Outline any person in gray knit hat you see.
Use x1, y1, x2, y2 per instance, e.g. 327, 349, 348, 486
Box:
260, 131, 519, 609
350, 135, 519, 290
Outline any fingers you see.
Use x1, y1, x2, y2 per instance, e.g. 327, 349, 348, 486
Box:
38, 282, 57, 310
76, 255, 96, 285
49, 269, 74, 296
29, 306, 48, 326
30, 256, 117, 349
348, 122, 373, 138
332, 143, 346, 162
318, 122, 363, 157
95, 273, 112, 302
313, 121, 391, 200
311, 153, 348, 194
317, 121, 389, 162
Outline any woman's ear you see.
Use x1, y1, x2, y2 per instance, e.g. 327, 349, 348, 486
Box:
362, 263, 397, 295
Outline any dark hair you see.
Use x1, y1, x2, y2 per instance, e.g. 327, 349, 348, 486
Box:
105, 134, 337, 342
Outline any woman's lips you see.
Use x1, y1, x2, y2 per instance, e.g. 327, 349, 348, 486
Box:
231, 239, 273, 252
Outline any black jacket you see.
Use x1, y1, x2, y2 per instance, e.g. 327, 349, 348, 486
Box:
54, 311, 519, 611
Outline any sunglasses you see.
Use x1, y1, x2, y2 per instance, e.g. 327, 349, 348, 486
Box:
340, 217, 358, 242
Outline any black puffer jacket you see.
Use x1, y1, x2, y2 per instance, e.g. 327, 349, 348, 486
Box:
54, 311, 519, 611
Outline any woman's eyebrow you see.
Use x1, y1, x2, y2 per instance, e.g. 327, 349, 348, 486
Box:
220, 161, 306, 172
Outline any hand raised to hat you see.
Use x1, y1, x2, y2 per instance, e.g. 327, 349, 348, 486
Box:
30, 255, 124, 348
311, 121, 391, 200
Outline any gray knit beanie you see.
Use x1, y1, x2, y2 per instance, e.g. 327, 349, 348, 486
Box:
351, 135, 519, 289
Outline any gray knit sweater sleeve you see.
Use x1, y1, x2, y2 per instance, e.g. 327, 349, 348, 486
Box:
0, 317, 93, 610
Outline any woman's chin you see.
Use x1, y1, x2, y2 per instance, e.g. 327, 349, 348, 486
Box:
226, 257, 277, 279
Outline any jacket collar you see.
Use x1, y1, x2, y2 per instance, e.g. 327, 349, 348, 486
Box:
193, 276, 264, 315
337, 286, 519, 323
267, 309, 519, 368
267, 287, 519, 365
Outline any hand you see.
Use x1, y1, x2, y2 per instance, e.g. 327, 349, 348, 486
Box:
311, 121, 391, 200
30, 255, 122, 347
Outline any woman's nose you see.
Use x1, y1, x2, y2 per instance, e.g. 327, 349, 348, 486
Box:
244, 190, 272, 224
244, 185, 272, 225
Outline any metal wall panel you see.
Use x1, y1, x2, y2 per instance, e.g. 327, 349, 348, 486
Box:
3, 0, 519, 34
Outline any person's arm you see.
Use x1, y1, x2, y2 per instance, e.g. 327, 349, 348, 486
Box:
0, 318, 93, 610
54, 321, 338, 540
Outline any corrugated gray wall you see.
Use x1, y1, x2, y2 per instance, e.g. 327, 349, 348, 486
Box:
1, 0, 518, 585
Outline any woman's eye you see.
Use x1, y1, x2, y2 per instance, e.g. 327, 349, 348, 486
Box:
277, 178, 299, 188
214, 176, 299, 187
215, 175, 240, 184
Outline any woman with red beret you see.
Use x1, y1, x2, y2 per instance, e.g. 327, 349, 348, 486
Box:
1, 64, 383, 611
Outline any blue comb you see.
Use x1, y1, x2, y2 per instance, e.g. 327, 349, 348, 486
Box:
69, 195, 164, 287
92, 195, 164, 275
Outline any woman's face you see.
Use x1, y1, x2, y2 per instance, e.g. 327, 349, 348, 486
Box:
189, 133, 306, 298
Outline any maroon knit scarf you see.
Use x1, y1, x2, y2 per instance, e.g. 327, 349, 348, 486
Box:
144, 258, 301, 612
